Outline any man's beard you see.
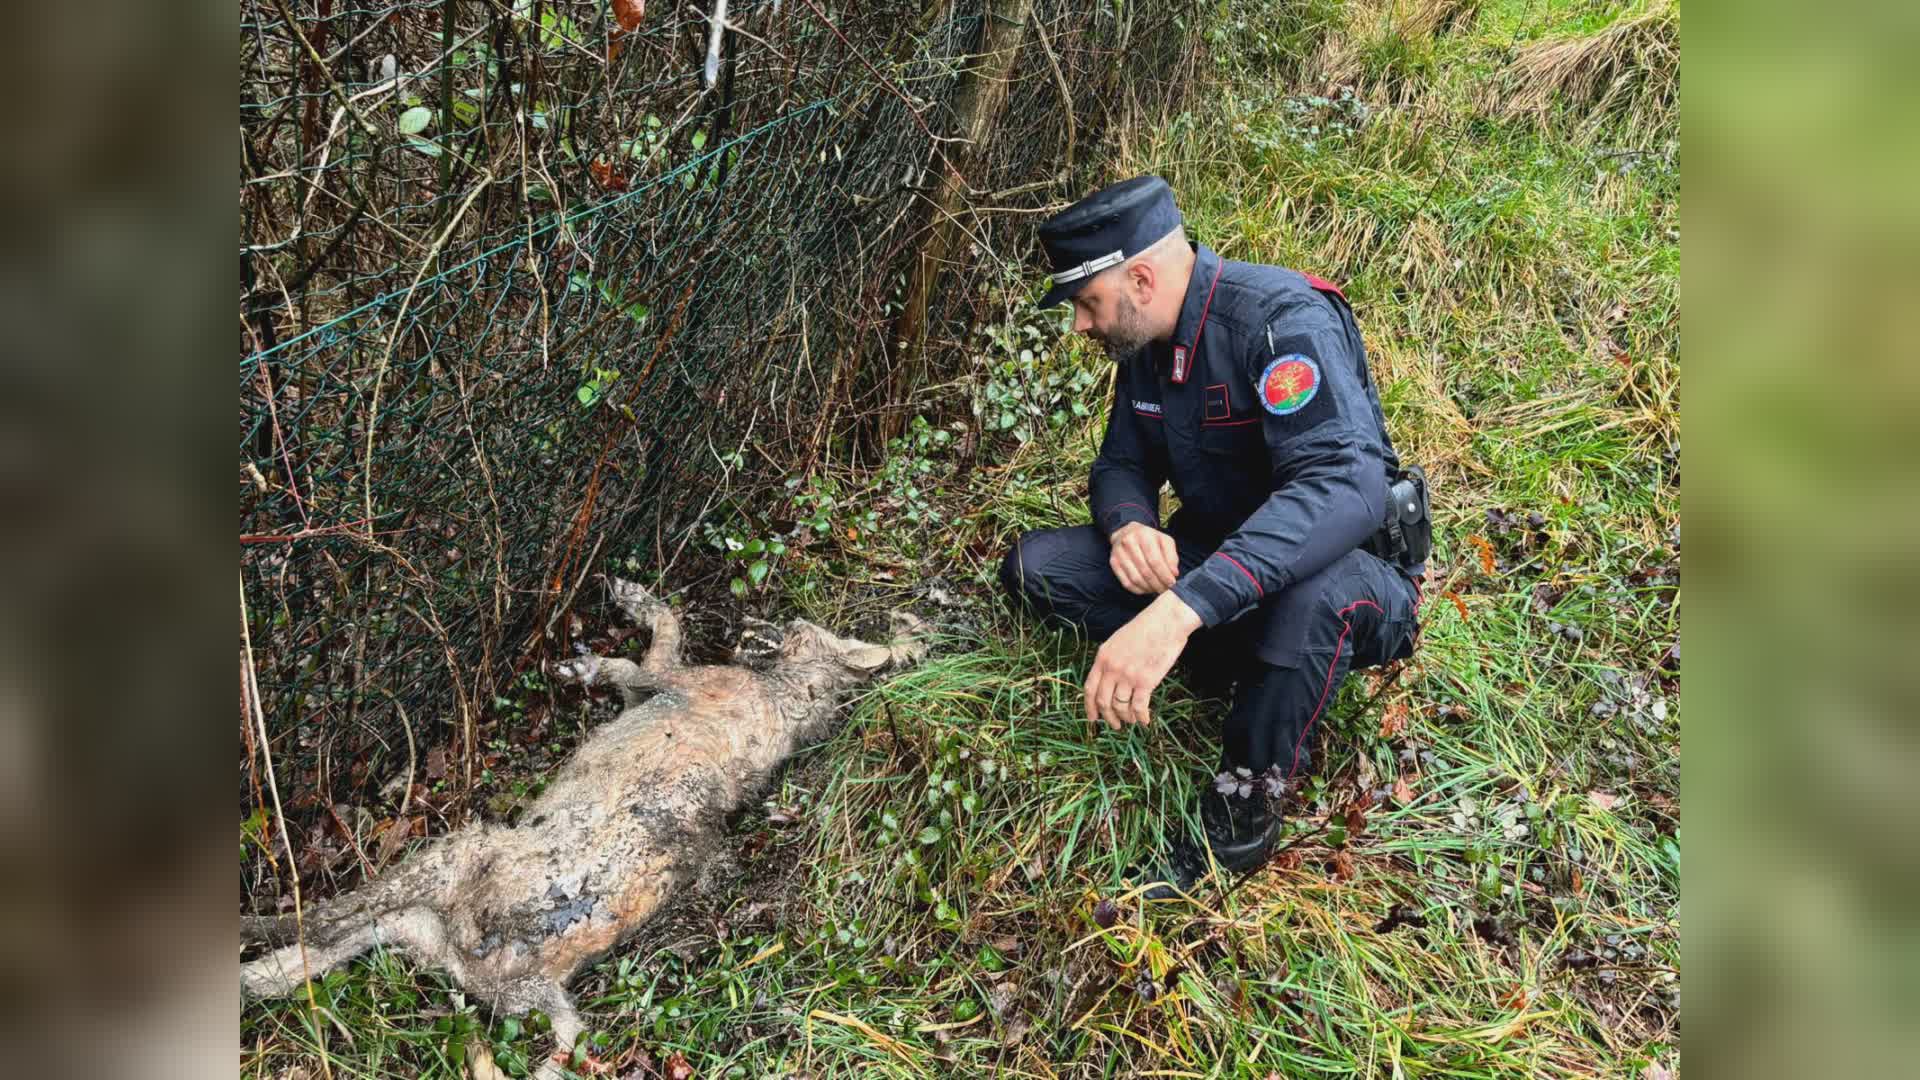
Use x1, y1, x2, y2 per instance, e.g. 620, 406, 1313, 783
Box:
1092, 292, 1154, 362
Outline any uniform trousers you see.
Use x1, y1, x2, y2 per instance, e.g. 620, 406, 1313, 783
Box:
999, 524, 1419, 776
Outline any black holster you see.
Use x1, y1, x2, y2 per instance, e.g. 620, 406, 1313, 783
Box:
1365, 465, 1432, 568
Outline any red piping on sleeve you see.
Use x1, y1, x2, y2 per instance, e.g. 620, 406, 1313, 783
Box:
1213, 552, 1263, 597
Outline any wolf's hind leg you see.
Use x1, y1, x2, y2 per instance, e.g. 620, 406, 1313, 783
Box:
239, 920, 380, 1000
522, 981, 584, 1080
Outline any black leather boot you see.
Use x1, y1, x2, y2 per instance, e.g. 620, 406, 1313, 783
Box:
1130, 770, 1281, 900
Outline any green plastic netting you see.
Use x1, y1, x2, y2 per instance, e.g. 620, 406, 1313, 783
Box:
240, 0, 1198, 815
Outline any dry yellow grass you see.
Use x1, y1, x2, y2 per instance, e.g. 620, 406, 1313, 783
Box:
1489, 4, 1679, 139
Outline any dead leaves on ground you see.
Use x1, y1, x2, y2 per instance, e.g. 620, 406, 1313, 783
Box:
1378, 700, 1410, 738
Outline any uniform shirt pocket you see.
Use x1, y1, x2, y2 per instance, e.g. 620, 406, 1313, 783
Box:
1198, 383, 1266, 461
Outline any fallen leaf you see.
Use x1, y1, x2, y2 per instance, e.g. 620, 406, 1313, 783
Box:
665, 1050, 694, 1080
589, 158, 629, 192
425, 746, 449, 782
1641, 1063, 1673, 1080
1343, 803, 1368, 837
1588, 791, 1620, 811
374, 815, 423, 866
1378, 702, 1409, 739
1391, 776, 1416, 805
1500, 984, 1529, 1009
612, 0, 646, 32
1092, 898, 1119, 928
1328, 851, 1355, 881
1445, 591, 1470, 622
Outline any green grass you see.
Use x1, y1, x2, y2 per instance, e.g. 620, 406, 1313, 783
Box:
244, 1, 1679, 1075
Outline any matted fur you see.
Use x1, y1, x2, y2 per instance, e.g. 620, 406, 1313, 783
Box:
241, 578, 927, 1077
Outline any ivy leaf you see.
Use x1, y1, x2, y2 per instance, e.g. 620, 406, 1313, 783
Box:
397, 107, 434, 135
747, 560, 770, 586
729, 577, 747, 599
916, 826, 941, 845
690, 130, 708, 151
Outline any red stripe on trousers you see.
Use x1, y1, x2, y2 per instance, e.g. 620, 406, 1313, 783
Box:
1289, 600, 1382, 777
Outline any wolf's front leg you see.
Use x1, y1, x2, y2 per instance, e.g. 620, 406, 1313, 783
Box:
605, 576, 683, 674
552, 646, 660, 707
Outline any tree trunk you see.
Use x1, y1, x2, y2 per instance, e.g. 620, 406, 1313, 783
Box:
884, 0, 1037, 439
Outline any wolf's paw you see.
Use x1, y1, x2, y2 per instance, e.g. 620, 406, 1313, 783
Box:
605, 575, 663, 622
551, 644, 602, 686
885, 610, 931, 665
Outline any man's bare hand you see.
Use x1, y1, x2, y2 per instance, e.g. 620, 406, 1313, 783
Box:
1085, 592, 1204, 730
1109, 522, 1180, 595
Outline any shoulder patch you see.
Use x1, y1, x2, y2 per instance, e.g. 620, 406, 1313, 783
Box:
1257, 355, 1321, 415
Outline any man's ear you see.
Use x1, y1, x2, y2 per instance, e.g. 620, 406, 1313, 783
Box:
1126, 258, 1157, 302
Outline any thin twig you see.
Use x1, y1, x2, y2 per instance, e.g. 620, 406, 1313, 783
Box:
265, 0, 382, 140
394, 701, 417, 820
252, 363, 310, 529
240, 518, 379, 545
361, 171, 495, 533
240, 570, 335, 1080
1027, 10, 1074, 175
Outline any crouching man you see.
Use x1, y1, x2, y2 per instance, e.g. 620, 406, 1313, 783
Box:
1000, 176, 1430, 898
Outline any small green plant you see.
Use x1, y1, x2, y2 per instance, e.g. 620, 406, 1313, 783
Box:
240, 806, 270, 861
875, 416, 952, 528
972, 315, 1098, 447
704, 521, 789, 599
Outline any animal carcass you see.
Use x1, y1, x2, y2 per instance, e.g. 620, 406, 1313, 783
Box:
241, 578, 926, 1075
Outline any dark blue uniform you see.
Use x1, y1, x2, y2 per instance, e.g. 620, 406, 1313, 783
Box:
1001, 244, 1421, 776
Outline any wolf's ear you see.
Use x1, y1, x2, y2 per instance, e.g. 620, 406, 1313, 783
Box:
844, 645, 891, 672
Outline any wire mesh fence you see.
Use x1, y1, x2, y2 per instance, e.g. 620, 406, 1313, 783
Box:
239, 0, 1200, 823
